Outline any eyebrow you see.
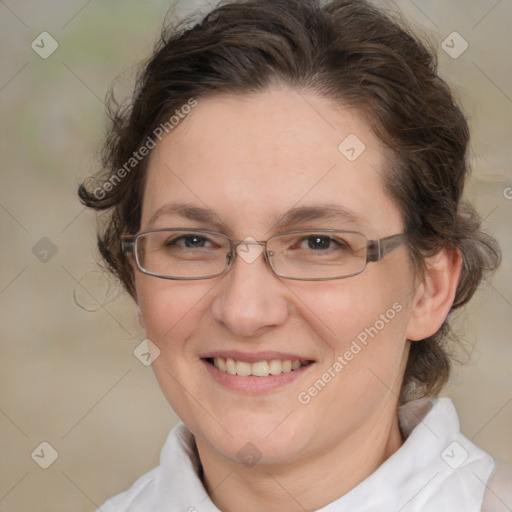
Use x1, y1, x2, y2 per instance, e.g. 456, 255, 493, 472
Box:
269, 204, 368, 232
146, 202, 368, 233
147, 203, 226, 230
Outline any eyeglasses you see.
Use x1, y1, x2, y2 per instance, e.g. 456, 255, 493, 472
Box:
121, 228, 406, 281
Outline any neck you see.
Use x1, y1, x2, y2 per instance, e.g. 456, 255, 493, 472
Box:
196, 407, 404, 512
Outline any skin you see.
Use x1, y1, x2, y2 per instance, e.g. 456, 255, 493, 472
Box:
134, 85, 461, 511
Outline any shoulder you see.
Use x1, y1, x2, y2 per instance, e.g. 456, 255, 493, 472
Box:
95, 422, 200, 511
481, 459, 512, 512
96, 467, 159, 511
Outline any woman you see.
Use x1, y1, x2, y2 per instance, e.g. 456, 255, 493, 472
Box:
79, 0, 510, 510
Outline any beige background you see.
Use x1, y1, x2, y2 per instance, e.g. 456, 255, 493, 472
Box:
0, 0, 510, 510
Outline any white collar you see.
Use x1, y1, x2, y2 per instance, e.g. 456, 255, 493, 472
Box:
105, 397, 495, 511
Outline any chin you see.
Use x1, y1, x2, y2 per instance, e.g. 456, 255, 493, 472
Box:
192, 409, 315, 466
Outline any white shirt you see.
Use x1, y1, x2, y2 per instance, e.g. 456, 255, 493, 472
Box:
98, 397, 511, 511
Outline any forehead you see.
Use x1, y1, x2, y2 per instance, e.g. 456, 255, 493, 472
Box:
141, 86, 403, 237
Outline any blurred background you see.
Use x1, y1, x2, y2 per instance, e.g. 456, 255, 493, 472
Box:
0, 0, 510, 510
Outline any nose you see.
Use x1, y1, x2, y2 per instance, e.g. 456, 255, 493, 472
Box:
211, 242, 289, 338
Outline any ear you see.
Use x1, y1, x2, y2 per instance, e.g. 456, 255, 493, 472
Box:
135, 305, 146, 329
406, 246, 462, 341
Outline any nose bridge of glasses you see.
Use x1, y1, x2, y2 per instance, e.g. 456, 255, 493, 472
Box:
232, 237, 267, 265
233, 238, 267, 247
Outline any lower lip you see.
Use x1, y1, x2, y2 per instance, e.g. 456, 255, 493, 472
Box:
202, 359, 314, 394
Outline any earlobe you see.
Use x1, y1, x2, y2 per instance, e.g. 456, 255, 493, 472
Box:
135, 306, 146, 329
406, 246, 462, 341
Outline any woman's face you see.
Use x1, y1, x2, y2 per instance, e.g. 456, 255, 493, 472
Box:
135, 86, 420, 468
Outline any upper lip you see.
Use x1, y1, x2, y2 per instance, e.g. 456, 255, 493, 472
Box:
200, 350, 314, 363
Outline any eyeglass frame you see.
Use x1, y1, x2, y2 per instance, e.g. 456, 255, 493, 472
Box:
121, 228, 407, 281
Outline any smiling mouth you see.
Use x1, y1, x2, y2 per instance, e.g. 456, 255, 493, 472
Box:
205, 357, 312, 377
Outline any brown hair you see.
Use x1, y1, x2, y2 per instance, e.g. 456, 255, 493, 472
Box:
79, 0, 501, 401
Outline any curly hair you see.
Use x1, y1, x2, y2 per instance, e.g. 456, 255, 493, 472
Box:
79, 0, 501, 402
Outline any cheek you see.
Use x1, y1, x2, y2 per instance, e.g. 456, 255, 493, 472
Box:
294, 274, 407, 346
134, 277, 215, 426
135, 276, 213, 347
297, 268, 413, 394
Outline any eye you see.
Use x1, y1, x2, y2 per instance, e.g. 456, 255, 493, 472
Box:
303, 235, 331, 250
167, 234, 213, 248
297, 235, 350, 251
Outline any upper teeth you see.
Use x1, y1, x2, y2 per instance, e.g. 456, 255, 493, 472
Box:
213, 357, 305, 377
